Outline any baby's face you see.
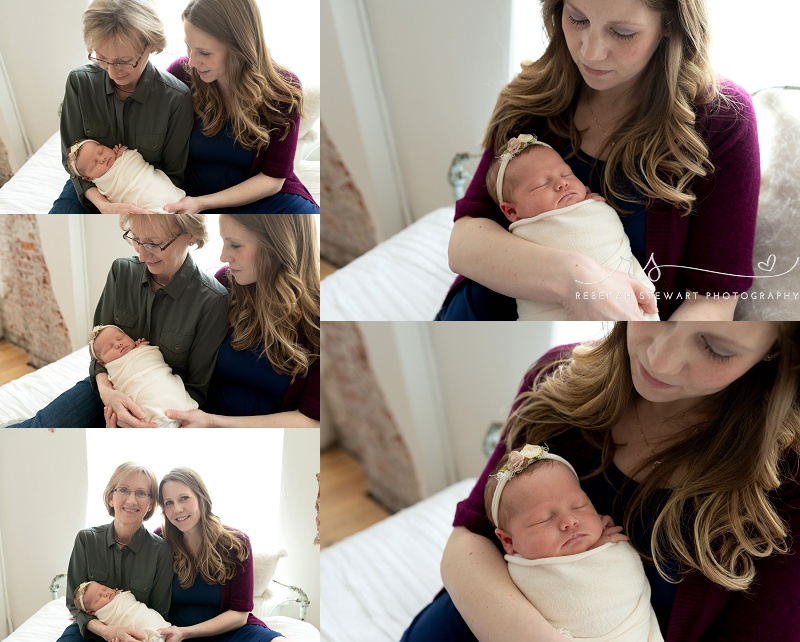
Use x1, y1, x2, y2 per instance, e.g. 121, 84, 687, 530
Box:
94, 327, 136, 364
503, 147, 588, 221
76, 141, 117, 180
497, 462, 604, 560
83, 582, 121, 613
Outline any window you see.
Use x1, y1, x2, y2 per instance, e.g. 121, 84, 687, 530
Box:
85, 429, 285, 551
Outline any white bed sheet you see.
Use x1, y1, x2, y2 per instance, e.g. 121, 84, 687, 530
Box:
5, 597, 319, 641
0, 132, 321, 214
320, 207, 456, 321
320, 478, 476, 642
0, 347, 88, 423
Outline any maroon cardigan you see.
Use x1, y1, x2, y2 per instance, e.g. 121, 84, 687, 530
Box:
452, 79, 759, 319
454, 345, 800, 640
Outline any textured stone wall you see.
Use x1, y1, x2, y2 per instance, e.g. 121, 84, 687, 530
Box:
0, 215, 71, 367
319, 124, 378, 267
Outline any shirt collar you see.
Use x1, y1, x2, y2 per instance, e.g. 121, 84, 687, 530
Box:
104, 61, 155, 104
104, 523, 147, 553
138, 251, 196, 300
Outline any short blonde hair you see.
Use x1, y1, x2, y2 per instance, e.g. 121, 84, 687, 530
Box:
83, 0, 167, 56
103, 462, 158, 521
119, 214, 209, 250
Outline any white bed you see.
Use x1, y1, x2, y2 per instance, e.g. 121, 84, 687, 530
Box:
320, 478, 476, 642
321, 87, 800, 322
320, 207, 455, 321
0, 347, 88, 424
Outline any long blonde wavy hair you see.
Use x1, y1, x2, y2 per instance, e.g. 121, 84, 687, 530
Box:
182, 0, 304, 151
222, 214, 319, 379
485, 0, 726, 214
158, 468, 249, 589
503, 322, 800, 591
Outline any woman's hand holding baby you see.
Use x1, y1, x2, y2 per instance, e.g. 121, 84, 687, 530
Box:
164, 196, 204, 215
157, 625, 186, 642
164, 408, 213, 428
98, 385, 157, 428
102, 624, 146, 642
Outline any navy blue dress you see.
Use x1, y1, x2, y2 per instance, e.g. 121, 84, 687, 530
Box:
202, 335, 290, 416
170, 575, 282, 640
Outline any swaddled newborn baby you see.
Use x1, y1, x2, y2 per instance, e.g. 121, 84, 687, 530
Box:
74, 580, 169, 642
68, 139, 185, 213
89, 324, 198, 428
485, 445, 664, 641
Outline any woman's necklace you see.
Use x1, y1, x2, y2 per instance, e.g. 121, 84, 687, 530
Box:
113, 82, 135, 94
151, 274, 168, 287
634, 400, 662, 467
587, 93, 617, 143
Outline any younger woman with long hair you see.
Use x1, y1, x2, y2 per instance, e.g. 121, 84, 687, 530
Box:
403, 322, 800, 641
438, 0, 758, 321
165, 0, 318, 213
166, 214, 320, 427
157, 467, 283, 641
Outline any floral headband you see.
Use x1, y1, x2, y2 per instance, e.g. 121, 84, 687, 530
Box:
76, 581, 94, 612
67, 139, 99, 178
495, 134, 553, 204
489, 444, 578, 527
88, 324, 124, 360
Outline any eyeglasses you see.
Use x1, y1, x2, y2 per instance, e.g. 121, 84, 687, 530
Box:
88, 49, 146, 70
113, 487, 151, 499
123, 230, 185, 252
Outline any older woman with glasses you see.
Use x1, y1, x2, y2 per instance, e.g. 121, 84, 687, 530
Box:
57, 462, 174, 642
13, 214, 228, 427
51, 0, 193, 214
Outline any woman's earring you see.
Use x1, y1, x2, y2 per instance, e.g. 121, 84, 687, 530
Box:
763, 351, 780, 362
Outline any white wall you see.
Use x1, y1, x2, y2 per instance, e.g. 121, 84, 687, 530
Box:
324, 0, 513, 231
354, 322, 608, 489
37, 215, 131, 351
0, 429, 88, 628
278, 429, 321, 629
0, 0, 87, 153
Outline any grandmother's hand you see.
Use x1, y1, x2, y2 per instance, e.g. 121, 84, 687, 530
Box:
561, 254, 658, 320
164, 196, 203, 215
165, 408, 213, 428
97, 201, 153, 215
99, 389, 157, 428
104, 625, 146, 642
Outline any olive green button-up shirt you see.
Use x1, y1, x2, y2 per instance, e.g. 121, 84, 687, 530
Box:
65, 523, 173, 639
60, 61, 194, 205
90, 252, 229, 405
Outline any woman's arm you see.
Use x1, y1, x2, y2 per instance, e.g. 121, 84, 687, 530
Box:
84, 186, 154, 215
669, 291, 738, 321
165, 408, 319, 428
164, 173, 285, 214
449, 216, 657, 320
442, 527, 568, 642
87, 619, 146, 642
159, 611, 249, 642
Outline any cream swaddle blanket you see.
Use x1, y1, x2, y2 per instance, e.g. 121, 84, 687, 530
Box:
506, 541, 663, 641
92, 149, 185, 214
95, 591, 170, 642
508, 199, 659, 321
105, 344, 197, 428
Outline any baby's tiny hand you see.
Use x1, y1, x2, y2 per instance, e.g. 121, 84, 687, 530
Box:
113, 144, 128, 157
589, 514, 629, 549
586, 191, 606, 203
133, 338, 150, 348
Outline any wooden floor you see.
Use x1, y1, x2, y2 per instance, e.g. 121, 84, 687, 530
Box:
0, 340, 35, 386
320, 446, 390, 548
